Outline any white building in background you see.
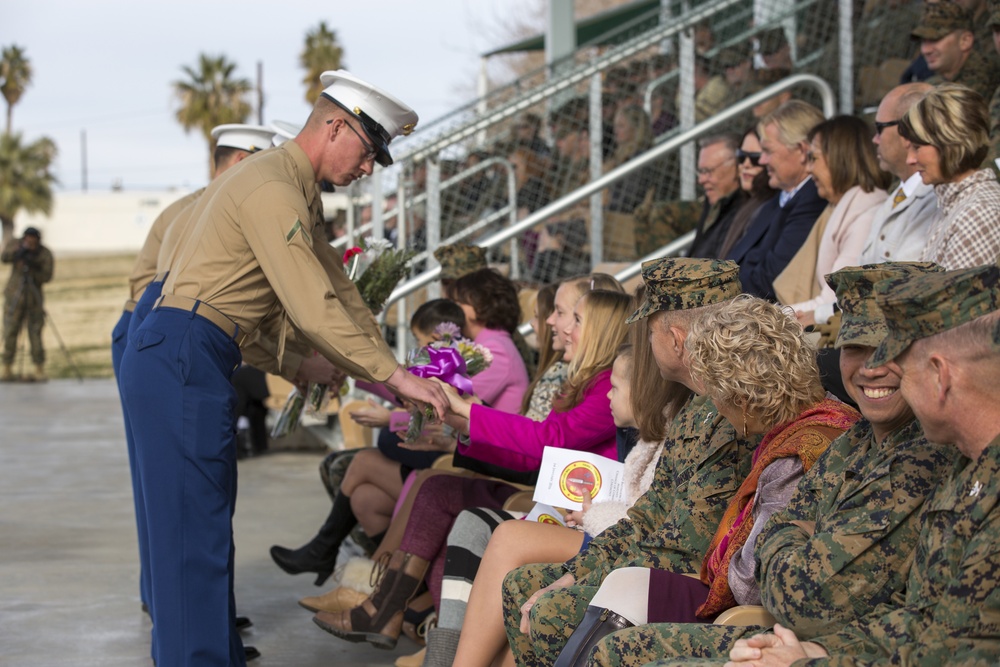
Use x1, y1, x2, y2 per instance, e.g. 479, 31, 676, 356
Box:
14, 190, 351, 255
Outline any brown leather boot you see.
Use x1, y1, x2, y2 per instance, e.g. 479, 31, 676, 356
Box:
313, 550, 430, 650
0, 364, 12, 382
32, 364, 47, 382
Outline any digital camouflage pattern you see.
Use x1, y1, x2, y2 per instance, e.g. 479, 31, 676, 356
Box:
626, 257, 741, 323
869, 262, 1000, 367
632, 196, 701, 258
2, 238, 54, 365
825, 262, 942, 349
913, 2, 1000, 101
989, 79, 1000, 170
502, 393, 755, 666
797, 434, 1000, 666
433, 242, 488, 280
926, 48, 1000, 103
757, 419, 957, 638
911, 0, 973, 41
587, 418, 958, 667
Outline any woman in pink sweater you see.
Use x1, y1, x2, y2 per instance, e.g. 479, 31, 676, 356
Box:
312, 286, 633, 650
270, 272, 528, 588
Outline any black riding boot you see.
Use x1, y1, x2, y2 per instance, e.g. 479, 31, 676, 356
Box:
553, 605, 635, 667
269, 490, 357, 586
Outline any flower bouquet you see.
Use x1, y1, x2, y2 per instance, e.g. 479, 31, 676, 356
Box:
404, 322, 493, 442
304, 237, 416, 415
343, 236, 416, 314
270, 386, 305, 439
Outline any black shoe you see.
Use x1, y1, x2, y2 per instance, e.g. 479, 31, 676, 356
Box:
269, 544, 335, 586
244, 646, 261, 661
236, 615, 253, 631
141, 602, 149, 614
270, 491, 358, 586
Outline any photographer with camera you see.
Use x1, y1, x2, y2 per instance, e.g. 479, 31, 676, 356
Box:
1, 227, 54, 381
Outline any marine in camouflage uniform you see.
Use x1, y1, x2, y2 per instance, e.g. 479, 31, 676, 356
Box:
914, 1, 1000, 102
987, 1, 1000, 168
799, 263, 1000, 666
1, 228, 55, 378
501, 258, 757, 667
632, 195, 702, 257
433, 242, 488, 282
655, 263, 1000, 667
585, 263, 960, 667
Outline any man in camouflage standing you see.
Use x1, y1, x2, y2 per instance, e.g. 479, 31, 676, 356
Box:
1, 227, 54, 382
723, 262, 1000, 666
578, 262, 960, 666
502, 257, 756, 667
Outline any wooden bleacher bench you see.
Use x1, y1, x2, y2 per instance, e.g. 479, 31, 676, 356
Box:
713, 605, 776, 627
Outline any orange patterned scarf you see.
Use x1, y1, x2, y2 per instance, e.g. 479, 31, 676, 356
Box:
696, 398, 860, 618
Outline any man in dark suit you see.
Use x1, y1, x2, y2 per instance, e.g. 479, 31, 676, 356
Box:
726, 101, 827, 300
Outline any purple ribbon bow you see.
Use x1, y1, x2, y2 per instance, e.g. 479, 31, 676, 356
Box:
408, 346, 474, 395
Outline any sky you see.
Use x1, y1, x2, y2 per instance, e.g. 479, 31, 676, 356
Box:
5, 0, 536, 192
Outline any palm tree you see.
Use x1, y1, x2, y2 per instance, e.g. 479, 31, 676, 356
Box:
0, 133, 57, 245
0, 45, 33, 135
173, 54, 252, 178
300, 22, 345, 105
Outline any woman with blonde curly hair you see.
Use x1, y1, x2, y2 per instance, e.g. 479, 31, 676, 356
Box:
553, 296, 860, 666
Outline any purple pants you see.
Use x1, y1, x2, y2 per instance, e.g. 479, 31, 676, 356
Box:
398, 474, 519, 607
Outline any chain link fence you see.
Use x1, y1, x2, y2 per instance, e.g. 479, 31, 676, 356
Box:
329, 0, 927, 341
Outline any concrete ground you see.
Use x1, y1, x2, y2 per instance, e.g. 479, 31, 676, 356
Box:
0, 379, 417, 666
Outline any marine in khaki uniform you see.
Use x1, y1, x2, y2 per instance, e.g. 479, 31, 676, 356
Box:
110, 125, 275, 640
582, 263, 962, 667
1, 227, 54, 381
501, 258, 757, 667
717, 262, 1000, 667
913, 1, 1000, 101
118, 70, 448, 667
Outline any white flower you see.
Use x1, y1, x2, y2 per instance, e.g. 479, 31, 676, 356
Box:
363, 236, 394, 255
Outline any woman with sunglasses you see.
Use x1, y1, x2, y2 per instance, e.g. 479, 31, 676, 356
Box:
778, 115, 891, 328
717, 128, 779, 259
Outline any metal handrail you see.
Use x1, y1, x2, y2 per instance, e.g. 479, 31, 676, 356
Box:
399, 0, 746, 165
515, 230, 697, 337
383, 73, 835, 315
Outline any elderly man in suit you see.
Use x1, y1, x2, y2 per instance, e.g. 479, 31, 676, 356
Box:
724, 101, 827, 300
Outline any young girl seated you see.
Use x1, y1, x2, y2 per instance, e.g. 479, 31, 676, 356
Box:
311, 286, 632, 650
445, 299, 688, 667
270, 272, 528, 586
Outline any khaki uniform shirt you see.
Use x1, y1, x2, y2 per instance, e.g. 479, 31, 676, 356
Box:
130, 189, 203, 301
162, 142, 397, 383
154, 189, 204, 279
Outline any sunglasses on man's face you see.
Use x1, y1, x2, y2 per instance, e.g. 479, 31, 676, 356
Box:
736, 149, 761, 166
874, 120, 900, 136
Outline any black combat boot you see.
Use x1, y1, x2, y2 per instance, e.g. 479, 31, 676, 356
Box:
269, 491, 357, 586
